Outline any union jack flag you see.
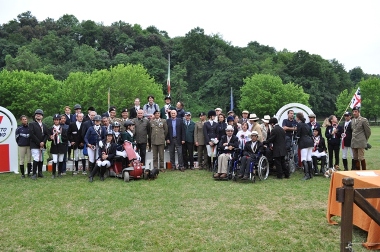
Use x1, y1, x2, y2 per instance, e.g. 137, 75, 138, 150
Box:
349, 88, 361, 109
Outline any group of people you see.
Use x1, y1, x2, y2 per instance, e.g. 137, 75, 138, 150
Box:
16, 94, 371, 181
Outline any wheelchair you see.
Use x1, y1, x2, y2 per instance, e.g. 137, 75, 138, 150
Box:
231, 150, 270, 183
212, 148, 240, 180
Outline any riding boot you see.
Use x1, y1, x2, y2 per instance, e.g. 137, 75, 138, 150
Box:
320, 156, 326, 174
301, 161, 310, 180
351, 159, 355, 171
81, 159, 86, 172
307, 161, 313, 179
52, 163, 56, 178
58, 162, 63, 176
38, 162, 44, 177
89, 162, 94, 173
27, 163, 32, 176
100, 165, 106, 181
31, 160, 38, 179
342, 159, 348, 171
354, 160, 360, 170
312, 156, 318, 175
74, 161, 79, 171
360, 159, 367, 170
20, 165, 25, 176
89, 164, 100, 178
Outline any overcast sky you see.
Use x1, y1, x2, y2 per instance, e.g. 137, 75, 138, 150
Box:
1, 0, 379, 75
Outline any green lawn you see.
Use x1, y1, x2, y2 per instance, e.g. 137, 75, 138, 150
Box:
0, 127, 379, 251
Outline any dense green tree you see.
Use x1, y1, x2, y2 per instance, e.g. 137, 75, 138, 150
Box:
239, 74, 309, 117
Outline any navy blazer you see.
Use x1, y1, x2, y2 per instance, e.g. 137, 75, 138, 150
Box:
217, 135, 239, 154
243, 140, 264, 157
166, 118, 185, 144
203, 121, 218, 144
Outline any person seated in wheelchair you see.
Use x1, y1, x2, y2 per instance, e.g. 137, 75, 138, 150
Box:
89, 130, 117, 182
239, 131, 264, 180
214, 125, 239, 179
311, 127, 327, 174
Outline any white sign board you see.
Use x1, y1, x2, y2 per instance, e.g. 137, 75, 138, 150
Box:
0, 107, 18, 173
275, 103, 314, 126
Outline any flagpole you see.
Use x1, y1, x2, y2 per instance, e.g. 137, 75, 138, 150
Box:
230, 87, 234, 111
108, 87, 110, 110
338, 87, 360, 125
167, 54, 171, 97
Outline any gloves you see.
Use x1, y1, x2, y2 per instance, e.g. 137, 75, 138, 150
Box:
98, 141, 103, 148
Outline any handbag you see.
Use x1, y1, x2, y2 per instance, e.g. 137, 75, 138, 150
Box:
83, 147, 88, 156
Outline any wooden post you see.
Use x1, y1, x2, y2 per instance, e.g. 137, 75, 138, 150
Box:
339, 177, 354, 252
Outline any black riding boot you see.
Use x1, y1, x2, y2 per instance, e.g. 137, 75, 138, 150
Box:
351, 159, 355, 171
301, 160, 310, 180
81, 159, 86, 172
20, 165, 25, 178
27, 163, 32, 176
74, 161, 79, 171
100, 165, 106, 181
320, 156, 326, 174
307, 161, 313, 179
38, 162, 44, 177
89, 164, 100, 181
58, 162, 63, 177
31, 160, 38, 179
342, 159, 348, 171
52, 162, 57, 178
312, 156, 318, 175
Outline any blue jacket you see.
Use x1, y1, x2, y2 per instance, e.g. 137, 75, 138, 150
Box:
16, 124, 30, 146
84, 125, 106, 146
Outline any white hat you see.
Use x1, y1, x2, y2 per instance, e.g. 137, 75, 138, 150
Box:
225, 125, 234, 131
250, 131, 259, 136
262, 115, 270, 123
242, 110, 249, 114
249, 113, 259, 121
215, 108, 222, 111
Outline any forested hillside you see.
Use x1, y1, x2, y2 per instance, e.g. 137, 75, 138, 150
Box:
0, 11, 378, 117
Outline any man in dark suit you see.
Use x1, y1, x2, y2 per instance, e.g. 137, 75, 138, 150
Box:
166, 110, 185, 171
71, 104, 82, 123
68, 112, 86, 175
183, 111, 195, 169
29, 109, 49, 179
203, 110, 218, 169
129, 98, 141, 119
214, 125, 239, 178
264, 117, 289, 179
83, 107, 95, 122
240, 131, 264, 179
81, 110, 96, 139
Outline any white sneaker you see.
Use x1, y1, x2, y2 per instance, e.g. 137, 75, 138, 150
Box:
73, 171, 78, 175
61, 172, 67, 175
82, 171, 87, 175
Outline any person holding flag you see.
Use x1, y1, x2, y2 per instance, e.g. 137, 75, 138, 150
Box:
351, 106, 371, 170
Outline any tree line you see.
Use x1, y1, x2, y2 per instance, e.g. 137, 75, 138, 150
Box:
1, 11, 379, 119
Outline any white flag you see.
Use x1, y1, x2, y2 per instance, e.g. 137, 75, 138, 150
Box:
350, 88, 361, 109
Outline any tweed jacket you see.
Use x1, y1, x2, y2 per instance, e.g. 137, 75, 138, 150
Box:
132, 117, 151, 144
351, 116, 371, 149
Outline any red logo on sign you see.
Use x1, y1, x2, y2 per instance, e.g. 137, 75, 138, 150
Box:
0, 116, 3, 124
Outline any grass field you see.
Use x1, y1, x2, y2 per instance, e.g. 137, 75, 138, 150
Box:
0, 127, 379, 251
